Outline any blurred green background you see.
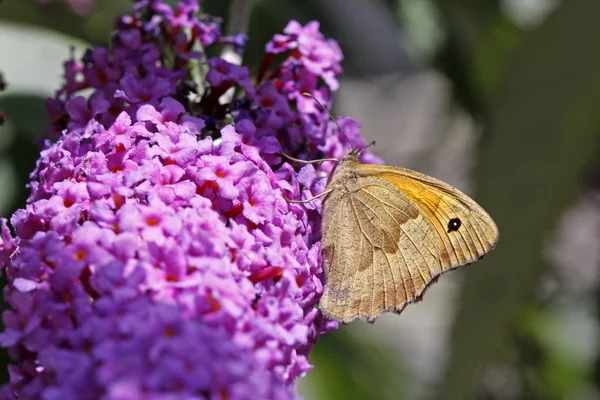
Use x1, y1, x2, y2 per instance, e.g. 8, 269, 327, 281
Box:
2, 1, 600, 399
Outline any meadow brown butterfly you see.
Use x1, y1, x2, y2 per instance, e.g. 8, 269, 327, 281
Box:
288, 94, 499, 324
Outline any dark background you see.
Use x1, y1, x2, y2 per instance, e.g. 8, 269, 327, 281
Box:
1, 1, 600, 399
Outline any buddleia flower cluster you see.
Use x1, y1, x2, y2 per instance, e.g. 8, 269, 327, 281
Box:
0, 0, 380, 398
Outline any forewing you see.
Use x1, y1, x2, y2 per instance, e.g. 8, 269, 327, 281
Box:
353, 164, 499, 270
320, 178, 441, 323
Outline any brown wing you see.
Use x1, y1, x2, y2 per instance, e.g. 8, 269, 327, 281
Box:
320, 178, 441, 323
352, 164, 499, 269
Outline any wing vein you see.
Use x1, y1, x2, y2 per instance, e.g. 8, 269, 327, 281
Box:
430, 188, 480, 260
348, 194, 376, 320
352, 192, 418, 300
357, 187, 439, 261
414, 193, 464, 266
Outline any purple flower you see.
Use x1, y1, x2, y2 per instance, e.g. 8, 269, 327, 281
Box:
3, 1, 381, 398
193, 155, 257, 199
0, 219, 16, 266
65, 93, 110, 133
115, 73, 175, 105
206, 58, 255, 95
219, 33, 249, 54
238, 175, 276, 224
265, 20, 344, 91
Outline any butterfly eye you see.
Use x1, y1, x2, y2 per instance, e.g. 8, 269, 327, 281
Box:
447, 218, 462, 233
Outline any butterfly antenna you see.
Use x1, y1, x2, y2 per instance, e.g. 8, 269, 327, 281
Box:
357, 140, 376, 156
301, 92, 354, 147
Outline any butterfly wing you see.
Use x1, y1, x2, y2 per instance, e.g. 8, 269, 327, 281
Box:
320, 177, 442, 323
352, 164, 499, 270
319, 160, 499, 323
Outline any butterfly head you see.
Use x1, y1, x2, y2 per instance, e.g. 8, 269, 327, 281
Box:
327, 147, 365, 187
340, 142, 375, 165
340, 147, 361, 163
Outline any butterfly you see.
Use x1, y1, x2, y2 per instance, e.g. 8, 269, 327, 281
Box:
318, 147, 499, 323
285, 95, 499, 324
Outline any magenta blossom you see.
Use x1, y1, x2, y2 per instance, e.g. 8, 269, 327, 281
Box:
1, 1, 380, 398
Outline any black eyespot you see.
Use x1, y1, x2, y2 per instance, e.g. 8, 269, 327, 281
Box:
447, 218, 461, 232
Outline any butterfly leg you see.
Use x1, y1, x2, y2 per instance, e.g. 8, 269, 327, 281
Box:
279, 150, 339, 165
283, 189, 333, 204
